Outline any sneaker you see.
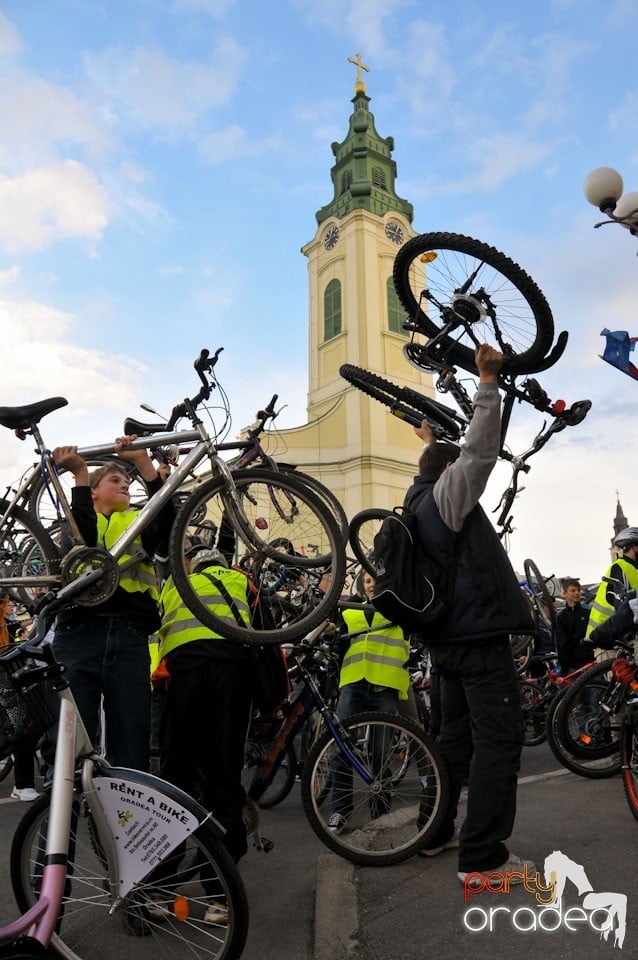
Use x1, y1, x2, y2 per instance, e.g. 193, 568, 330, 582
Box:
458, 853, 537, 887
327, 813, 347, 835
11, 787, 40, 802
204, 902, 229, 925
418, 831, 460, 858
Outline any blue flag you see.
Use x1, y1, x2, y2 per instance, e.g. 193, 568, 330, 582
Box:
600, 328, 638, 381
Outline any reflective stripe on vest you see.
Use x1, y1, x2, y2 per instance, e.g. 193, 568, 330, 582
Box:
158, 566, 250, 659
340, 607, 409, 698
96, 510, 159, 601
586, 558, 638, 637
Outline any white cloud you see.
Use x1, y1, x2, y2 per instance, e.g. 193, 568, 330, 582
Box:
0, 10, 21, 58
0, 295, 148, 486
83, 37, 247, 137
0, 70, 112, 170
0, 266, 20, 287
0, 161, 110, 253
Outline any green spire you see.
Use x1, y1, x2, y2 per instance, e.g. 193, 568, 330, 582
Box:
316, 58, 413, 225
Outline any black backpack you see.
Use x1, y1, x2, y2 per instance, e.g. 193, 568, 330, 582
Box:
370, 491, 462, 633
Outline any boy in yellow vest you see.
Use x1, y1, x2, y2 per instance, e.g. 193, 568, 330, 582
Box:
328, 571, 410, 833
51, 438, 174, 771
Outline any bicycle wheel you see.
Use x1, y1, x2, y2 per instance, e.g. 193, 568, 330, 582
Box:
339, 364, 465, 440
511, 634, 534, 674
285, 469, 349, 545
621, 712, 638, 820
11, 792, 248, 960
169, 469, 346, 645
28, 458, 147, 531
0, 500, 60, 609
523, 559, 557, 630
393, 232, 555, 375
519, 680, 548, 746
348, 508, 394, 577
300, 711, 448, 866
547, 659, 622, 778
243, 741, 297, 809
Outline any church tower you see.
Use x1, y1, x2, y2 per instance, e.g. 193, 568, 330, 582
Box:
275, 56, 435, 518
611, 493, 629, 561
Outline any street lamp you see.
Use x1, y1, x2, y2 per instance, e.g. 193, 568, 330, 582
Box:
584, 166, 638, 236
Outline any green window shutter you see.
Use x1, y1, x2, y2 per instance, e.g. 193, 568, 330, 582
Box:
387, 277, 406, 335
324, 279, 342, 341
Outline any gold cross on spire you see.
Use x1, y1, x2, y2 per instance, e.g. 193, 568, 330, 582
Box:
347, 52, 370, 94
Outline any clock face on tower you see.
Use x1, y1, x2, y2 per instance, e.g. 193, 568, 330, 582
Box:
323, 225, 340, 250
385, 221, 404, 245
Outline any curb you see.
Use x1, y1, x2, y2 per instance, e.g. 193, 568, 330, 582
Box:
314, 854, 359, 960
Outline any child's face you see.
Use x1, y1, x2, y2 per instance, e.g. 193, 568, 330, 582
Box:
363, 572, 376, 599
563, 584, 581, 605
91, 470, 131, 512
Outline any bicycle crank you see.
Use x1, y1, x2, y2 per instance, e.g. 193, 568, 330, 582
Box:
60, 545, 120, 606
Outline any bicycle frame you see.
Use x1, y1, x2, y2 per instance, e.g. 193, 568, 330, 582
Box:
246, 624, 384, 803
0, 422, 249, 594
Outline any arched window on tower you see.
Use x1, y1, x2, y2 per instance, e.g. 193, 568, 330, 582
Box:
340, 170, 352, 195
324, 279, 342, 341
387, 277, 407, 336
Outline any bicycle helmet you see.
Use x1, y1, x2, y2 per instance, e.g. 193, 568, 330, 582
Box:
613, 527, 638, 550
190, 548, 228, 571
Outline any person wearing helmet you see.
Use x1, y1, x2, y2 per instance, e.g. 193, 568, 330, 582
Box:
155, 540, 253, 864
586, 527, 638, 638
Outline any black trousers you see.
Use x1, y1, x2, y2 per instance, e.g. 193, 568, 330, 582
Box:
429, 637, 524, 872
160, 657, 252, 862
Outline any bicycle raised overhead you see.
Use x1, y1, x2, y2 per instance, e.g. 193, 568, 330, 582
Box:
340, 232, 592, 539
0, 348, 346, 645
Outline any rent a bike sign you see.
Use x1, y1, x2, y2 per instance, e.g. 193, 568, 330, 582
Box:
461, 851, 626, 949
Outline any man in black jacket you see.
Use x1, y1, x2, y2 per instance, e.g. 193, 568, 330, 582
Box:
411, 344, 536, 885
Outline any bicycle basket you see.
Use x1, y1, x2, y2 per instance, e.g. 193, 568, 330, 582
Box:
0, 645, 56, 760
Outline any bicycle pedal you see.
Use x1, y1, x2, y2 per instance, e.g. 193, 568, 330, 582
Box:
253, 835, 274, 853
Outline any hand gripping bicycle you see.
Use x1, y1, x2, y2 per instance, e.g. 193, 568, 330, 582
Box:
0, 577, 248, 960
0, 348, 346, 645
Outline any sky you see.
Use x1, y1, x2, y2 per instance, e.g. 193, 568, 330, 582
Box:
0, 0, 637, 584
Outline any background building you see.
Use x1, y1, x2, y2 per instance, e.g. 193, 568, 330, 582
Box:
269, 62, 434, 520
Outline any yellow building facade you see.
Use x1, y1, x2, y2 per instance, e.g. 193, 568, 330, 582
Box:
269, 66, 435, 521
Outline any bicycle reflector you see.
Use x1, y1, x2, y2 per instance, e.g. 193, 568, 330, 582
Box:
551, 399, 566, 414
419, 252, 438, 263
611, 659, 638, 686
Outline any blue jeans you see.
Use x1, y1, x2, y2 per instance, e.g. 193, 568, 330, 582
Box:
53, 617, 151, 771
331, 680, 399, 817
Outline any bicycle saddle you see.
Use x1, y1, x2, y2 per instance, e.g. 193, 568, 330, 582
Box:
0, 397, 68, 431
122, 416, 167, 436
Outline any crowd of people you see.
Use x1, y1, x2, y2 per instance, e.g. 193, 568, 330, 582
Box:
2, 341, 637, 896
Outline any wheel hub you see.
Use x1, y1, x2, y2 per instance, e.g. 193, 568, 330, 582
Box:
450, 293, 487, 325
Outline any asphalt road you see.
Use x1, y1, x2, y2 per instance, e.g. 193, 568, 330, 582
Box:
0, 741, 634, 959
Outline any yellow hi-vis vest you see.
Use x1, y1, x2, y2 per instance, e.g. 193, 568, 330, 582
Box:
586, 557, 638, 638
158, 565, 251, 660
340, 607, 410, 699
96, 510, 159, 601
